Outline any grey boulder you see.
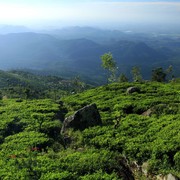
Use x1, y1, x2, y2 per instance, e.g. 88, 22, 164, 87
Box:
126, 87, 140, 94
61, 103, 102, 133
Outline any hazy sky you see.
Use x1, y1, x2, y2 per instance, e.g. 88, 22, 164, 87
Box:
0, 0, 179, 28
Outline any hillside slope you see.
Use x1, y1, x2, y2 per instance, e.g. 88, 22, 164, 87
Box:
0, 70, 87, 99
0, 81, 179, 179
62, 82, 180, 178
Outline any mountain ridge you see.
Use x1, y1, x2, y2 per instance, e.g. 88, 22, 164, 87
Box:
0, 27, 179, 82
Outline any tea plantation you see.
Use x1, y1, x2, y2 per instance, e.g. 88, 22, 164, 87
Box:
0, 81, 179, 179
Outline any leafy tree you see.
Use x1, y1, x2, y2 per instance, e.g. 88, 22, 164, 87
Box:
0, 90, 2, 99
166, 65, 174, 81
131, 66, 143, 82
23, 88, 31, 101
72, 76, 86, 93
101, 52, 117, 83
118, 73, 128, 83
151, 67, 166, 82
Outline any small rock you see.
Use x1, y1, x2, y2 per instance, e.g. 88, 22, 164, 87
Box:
156, 173, 179, 180
142, 109, 153, 116
165, 173, 179, 180
141, 162, 149, 176
126, 87, 140, 94
157, 174, 164, 180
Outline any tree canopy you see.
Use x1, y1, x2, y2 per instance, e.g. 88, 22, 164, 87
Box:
101, 52, 117, 82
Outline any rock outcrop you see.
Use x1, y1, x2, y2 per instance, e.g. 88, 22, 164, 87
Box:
157, 173, 179, 180
126, 87, 140, 94
165, 174, 179, 180
61, 104, 102, 134
141, 162, 149, 177
142, 109, 153, 116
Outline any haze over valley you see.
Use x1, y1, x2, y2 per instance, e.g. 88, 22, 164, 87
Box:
0, 25, 179, 83
0, 0, 179, 83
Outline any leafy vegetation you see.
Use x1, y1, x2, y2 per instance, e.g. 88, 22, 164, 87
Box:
0, 70, 90, 99
62, 81, 180, 178
131, 66, 143, 82
0, 78, 179, 179
101, 52, 117, 82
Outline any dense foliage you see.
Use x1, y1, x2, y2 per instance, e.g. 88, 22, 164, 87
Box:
62, 81, 180, 178
0, 70, 89, 99
0, 81, 179, 179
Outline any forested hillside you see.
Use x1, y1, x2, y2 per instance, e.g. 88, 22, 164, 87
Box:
0, 81, 179, 179
0, 70, 89, 99
0, 27, 180, 82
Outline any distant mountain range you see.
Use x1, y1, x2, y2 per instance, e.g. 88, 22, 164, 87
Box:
0, 25, 31, 34
0, 26, 179, 82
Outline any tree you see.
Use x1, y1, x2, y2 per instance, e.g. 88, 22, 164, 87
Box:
0, 90, 2, 100
151, 67, 166, 82
166, 65, 174, 81
101, 52, 117, 83
118, 73, 128, 83
72, 76, 86, 93
24, 88, 31, 101
131, 66, 143, 82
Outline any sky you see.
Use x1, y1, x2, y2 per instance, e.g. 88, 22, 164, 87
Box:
0, 0, 180, 29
